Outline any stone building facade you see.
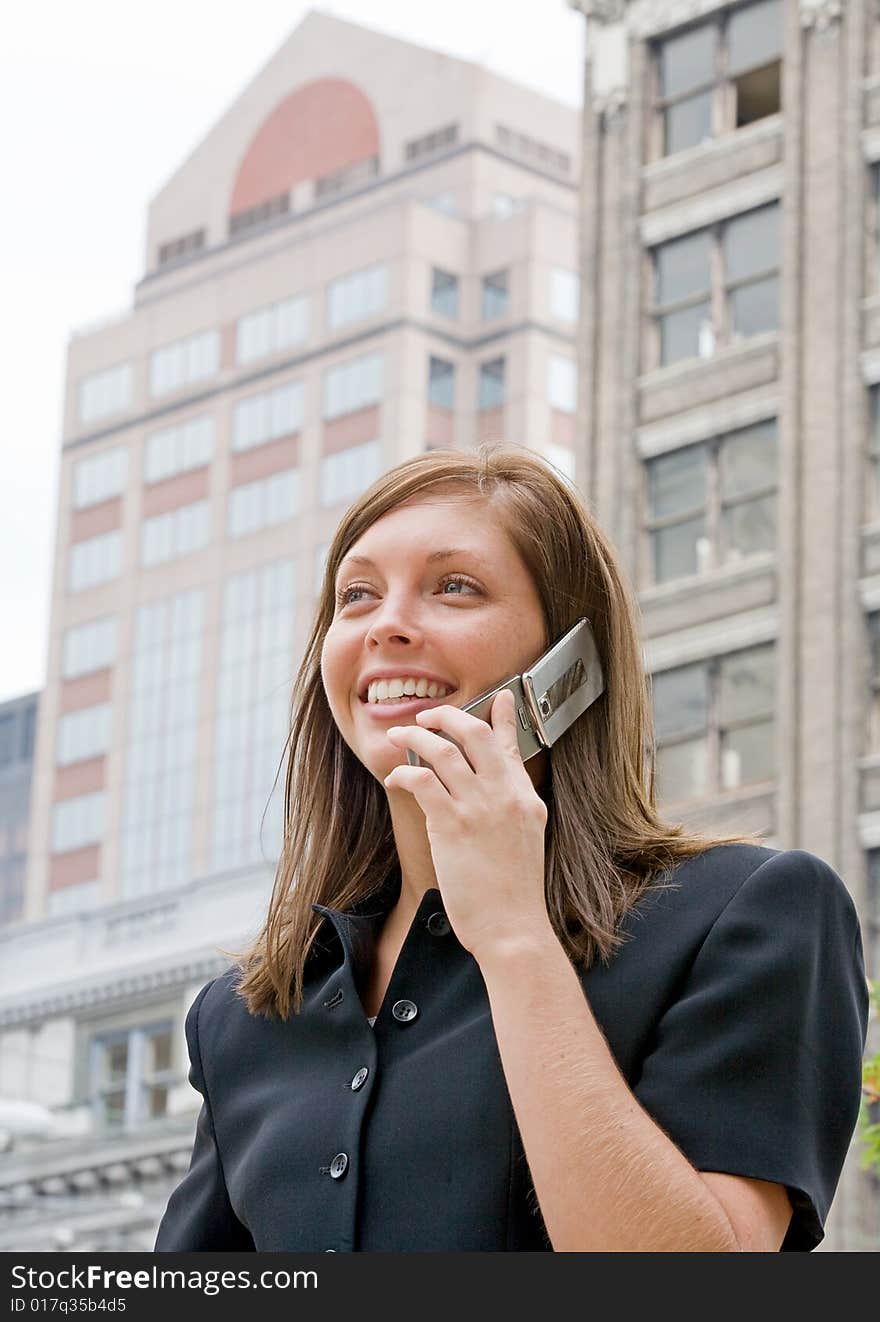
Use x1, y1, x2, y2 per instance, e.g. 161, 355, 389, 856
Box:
569, 0, 880, 1249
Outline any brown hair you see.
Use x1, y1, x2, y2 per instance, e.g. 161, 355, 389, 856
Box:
234, 442, 766, 1018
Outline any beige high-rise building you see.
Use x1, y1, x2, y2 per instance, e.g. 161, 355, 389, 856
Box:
568, 0, 880, 1249
0, 12, 582, 1249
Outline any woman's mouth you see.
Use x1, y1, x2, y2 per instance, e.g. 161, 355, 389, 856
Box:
359, 691, 457, 720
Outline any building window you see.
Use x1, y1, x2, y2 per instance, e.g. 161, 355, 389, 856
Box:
478, 358, 506, 410
228, 470, 301, 539
323, 352, 383, 421
78, 363, 133, 426
149, 329, 219, 398
481, 270, 509, 320
327, 264, 388, 331
228, 192, 289, 238
233, 382, 303, 452
314, 542, 330, 599
495, 124, 571, 176
651, 203, 780, 367
867, 850, 880, 973
645, 419, 777, 584
425, 192, 457, 217
547, 355, 577, 414
57, 704, 112, 767
51, 791, 105, 854
157, 229, 205, 267
492, 194, 526, 220
550, 268, 580, 322
652, 0, 783, 159
68, 531, 123, 593
870, 387, 880, 520
20, 702, 35, 761
428, 357, 455, 409
120, 589, 204, 897
651, 643, 775, 803
211, 560, 295, 871
73, 447, 128, 509
141, 501, 211, 568
314, 157, 379, 200
404, 124, 458, 162
431, 269, 459, 318
0, 855, 25, 927
62, 617, 117, 679
868, 612, 880, 752
236, 295, 308, 365
0, 715, 15, 768
319, 440, 383, 509
89, 1021, 175, 1132
866, 163, 872, 292
545, 445, 576, 483
144, 416, 214, 484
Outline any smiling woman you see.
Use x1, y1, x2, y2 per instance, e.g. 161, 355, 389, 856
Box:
155, 442, 868, 1254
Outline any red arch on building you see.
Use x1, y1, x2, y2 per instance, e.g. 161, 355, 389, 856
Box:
230, 78, 380, 215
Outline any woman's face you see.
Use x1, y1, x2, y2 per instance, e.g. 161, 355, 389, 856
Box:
321, 494, 549, 789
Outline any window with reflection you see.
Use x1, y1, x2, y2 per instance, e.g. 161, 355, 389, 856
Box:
120, 590, 204, 897
481, 271, 509, 320
866, 850, 880, 976
650, 204, 780, 367
431, 269, 459, 318
327, 264, 387, 331
211, 560, 294, 871
478, 358, 506, 410
89, 1021, 175, 1132
319, 440, 383, 509
428, 356, 455, 409
652, 0, 783, 159
870, 387, 880, 520
866, 163, 872, 293
645, 419, 777, 584
651, 643, 775, 802
868, 612, 880, 753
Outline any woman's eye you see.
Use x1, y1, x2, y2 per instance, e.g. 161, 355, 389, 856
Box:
441, 576, 473, 594
336, 574, 479, 607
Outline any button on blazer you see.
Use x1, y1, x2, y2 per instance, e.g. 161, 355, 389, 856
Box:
155, 843, 869, 1252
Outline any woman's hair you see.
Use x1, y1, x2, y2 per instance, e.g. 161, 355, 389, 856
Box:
234, 442, 766, 1018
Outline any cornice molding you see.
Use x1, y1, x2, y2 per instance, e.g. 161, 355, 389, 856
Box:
568, 0, 629, 20
595, 87, 629, 121
799, 0, 844, 30
0, 951, 229, 1029
0, 1128, 195, 1216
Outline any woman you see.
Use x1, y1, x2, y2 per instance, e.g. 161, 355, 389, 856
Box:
155, 442, 868, 1253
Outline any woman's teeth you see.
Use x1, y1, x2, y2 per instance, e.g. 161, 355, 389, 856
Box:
367, 678, 452, 703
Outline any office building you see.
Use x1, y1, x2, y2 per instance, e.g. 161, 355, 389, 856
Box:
0, 11, 580, 1249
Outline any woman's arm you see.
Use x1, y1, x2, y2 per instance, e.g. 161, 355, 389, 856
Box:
478, 924, 791, 1252
154, 982, 255, 1251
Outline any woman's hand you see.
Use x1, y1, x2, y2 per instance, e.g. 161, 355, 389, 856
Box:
383, 688, 552, 962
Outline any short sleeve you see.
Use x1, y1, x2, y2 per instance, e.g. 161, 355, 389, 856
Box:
633, 848, 869, 1251
154, 981, 255, 1251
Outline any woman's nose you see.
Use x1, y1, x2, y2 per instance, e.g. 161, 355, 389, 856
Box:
366, 599, 426, 642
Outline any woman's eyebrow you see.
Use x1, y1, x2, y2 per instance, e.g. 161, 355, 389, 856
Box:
337, 547, 487, 573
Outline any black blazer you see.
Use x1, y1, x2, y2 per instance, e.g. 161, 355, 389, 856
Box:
154, 844, 868, 1252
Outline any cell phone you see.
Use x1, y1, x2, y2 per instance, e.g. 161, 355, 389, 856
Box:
405, 616, 605, 768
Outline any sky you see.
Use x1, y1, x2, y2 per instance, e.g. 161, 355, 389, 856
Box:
0, 0, 585, 706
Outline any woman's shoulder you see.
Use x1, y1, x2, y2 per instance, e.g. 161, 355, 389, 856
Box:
623, 841, 862, 954
185, 967, 254, 1045
669, 841, 858, 915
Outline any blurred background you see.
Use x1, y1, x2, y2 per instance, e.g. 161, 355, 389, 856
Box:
0, 0, 878, 1251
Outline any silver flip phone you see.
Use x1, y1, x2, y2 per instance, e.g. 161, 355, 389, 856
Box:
405, 616, 605, 768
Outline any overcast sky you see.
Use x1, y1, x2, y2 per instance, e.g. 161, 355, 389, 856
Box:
0, 1, 585, 705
